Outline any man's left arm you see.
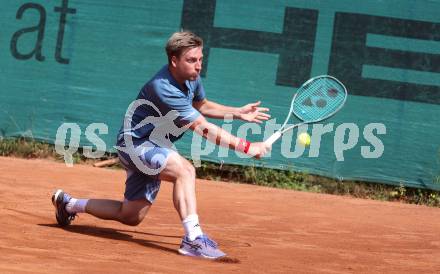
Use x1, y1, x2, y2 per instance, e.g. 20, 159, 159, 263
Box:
193, 99, 270, 123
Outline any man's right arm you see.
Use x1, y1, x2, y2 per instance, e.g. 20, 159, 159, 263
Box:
189, 115, 271, 159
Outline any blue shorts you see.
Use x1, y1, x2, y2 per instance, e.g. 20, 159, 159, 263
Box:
117, 141, 170, 203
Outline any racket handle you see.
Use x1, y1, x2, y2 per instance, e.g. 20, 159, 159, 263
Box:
264, 131, 282, 146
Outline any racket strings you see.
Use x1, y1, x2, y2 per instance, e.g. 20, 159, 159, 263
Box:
292, 77, 346, 122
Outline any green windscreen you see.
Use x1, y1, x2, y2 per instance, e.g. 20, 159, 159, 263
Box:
1, 0, 439, 190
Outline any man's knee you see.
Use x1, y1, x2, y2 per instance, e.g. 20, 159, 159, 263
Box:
175, 161, 195, 179
162, 153, 196, 182
120, 213, 145, 226
119, 200, 150, 226
184, 163, 196, 178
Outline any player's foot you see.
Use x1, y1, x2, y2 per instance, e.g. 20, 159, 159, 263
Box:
178, 234, 226, 259
51, 189, 76, 227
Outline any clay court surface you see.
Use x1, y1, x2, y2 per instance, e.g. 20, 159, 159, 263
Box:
1, 156, 440, 273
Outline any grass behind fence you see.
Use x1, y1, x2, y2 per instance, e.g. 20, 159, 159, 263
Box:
1, 137, 439, 207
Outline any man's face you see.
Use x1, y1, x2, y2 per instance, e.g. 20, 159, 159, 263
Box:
171, 47, 203, 82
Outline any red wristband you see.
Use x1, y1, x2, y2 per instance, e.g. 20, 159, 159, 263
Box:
237, 138, 249, 153
244, 141, 251, 154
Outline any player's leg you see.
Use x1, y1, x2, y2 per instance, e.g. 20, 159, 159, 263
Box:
85, 198, 151, 226
158, 151, 197, 220
51, 145, 162, 227
52, 190, 151, 226
158, 151, 226, 259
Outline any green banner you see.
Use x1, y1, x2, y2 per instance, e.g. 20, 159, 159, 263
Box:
1, 0, 439, 189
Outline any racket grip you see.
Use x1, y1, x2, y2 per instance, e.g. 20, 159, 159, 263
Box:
264, 131, 282, 146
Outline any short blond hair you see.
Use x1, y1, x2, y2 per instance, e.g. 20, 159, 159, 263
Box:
165, 31, 203, 64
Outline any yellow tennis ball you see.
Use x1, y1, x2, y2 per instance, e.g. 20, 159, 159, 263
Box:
298, 132, 311, 146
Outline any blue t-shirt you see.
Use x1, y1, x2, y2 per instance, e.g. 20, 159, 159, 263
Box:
117, 65, 206, 147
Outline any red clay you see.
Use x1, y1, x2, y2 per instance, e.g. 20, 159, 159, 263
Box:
1, 156, 440, 273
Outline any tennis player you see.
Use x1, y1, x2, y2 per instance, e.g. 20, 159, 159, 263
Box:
52, 31, 271, 259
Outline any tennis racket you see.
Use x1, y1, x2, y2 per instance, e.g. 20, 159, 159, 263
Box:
265, 75, 347, 146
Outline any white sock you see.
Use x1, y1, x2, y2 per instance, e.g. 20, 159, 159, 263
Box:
65, 198, 89, 214
182, 214, 203, 241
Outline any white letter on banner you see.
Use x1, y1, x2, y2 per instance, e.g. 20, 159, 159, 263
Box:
84, 123, 108, 158
309, 123, 334, 157
361, 123, 386, 158
218, 114, 233, 158
55, 123, 81, 167
280, 124, 308, 158
334, 123, 359, 161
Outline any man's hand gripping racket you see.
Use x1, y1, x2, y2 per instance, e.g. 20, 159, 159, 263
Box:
264, 75, 348, 147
